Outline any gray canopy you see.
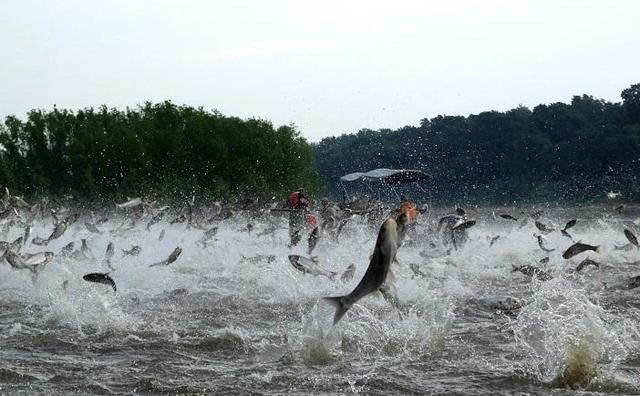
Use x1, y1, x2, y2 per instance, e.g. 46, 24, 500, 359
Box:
340, 168, 429, 184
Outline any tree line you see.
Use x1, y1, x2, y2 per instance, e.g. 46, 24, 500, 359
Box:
0, 101, 320, 204
2, 84, 640, 206
313, 83, 640, 205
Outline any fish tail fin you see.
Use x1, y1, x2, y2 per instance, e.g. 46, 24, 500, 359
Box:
323, 296, 351, 325
596, 245, 602, 253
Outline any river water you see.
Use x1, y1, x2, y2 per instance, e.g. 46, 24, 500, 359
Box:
1, 205, 640, 395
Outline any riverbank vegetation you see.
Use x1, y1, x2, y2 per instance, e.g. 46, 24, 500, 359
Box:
0, 101, 320, 203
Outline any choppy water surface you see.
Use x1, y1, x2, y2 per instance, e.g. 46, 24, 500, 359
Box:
2, 205, 640, 395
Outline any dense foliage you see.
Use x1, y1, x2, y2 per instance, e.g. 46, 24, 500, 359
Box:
0, 102, 320, 203
314, 84, 640, 204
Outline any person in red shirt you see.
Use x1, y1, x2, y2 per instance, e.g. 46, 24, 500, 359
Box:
286, 188, 309, 245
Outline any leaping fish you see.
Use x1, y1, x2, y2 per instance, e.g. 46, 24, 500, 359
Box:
122, 245, 142, 256
23, 226, 31, 246
84, 222, 102, 234
512, 264, 552, 281
576, 258, 600, 273
563, 219, 577, 231
453, 220, 476, 231
61, 241, 74, 255
198, 226, 218, 246
146, 206, 169, 230
83, 273, 117, 293
149, 247, 182, 267
605, 275, 640, 291
47, 219, 68, 243
409, 263, 428, 279
4, 250, 52, 278
614, 243, 634, 251
308, 226, 320, 255
116, 198, 143, 210
104, 242, 115, 267
323, 214, 406, 325
624, 229, 639, 248
536, 235, 555, 253
288, 255, 337, 280
535, 221, 554, 235
561, 219, 576, 240
32, 236, 48, 246
562, 242, 600, 259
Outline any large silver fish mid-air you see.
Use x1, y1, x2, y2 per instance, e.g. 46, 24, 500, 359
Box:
324, 214, 405, 325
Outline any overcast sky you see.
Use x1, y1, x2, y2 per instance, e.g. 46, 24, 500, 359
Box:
1, 0, 639, 142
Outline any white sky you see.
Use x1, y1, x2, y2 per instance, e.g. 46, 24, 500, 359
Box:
1, 0, 639, 142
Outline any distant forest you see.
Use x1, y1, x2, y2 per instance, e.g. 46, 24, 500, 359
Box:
0, 102, 320, 203
313, 83, 640, 204
1, 84, 639, 205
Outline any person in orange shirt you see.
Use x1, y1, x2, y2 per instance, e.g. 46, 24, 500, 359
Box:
399, 195, 417, 224
397, 195, 418, 244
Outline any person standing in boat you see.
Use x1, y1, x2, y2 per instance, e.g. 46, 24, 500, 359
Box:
285, 188, 309, 245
